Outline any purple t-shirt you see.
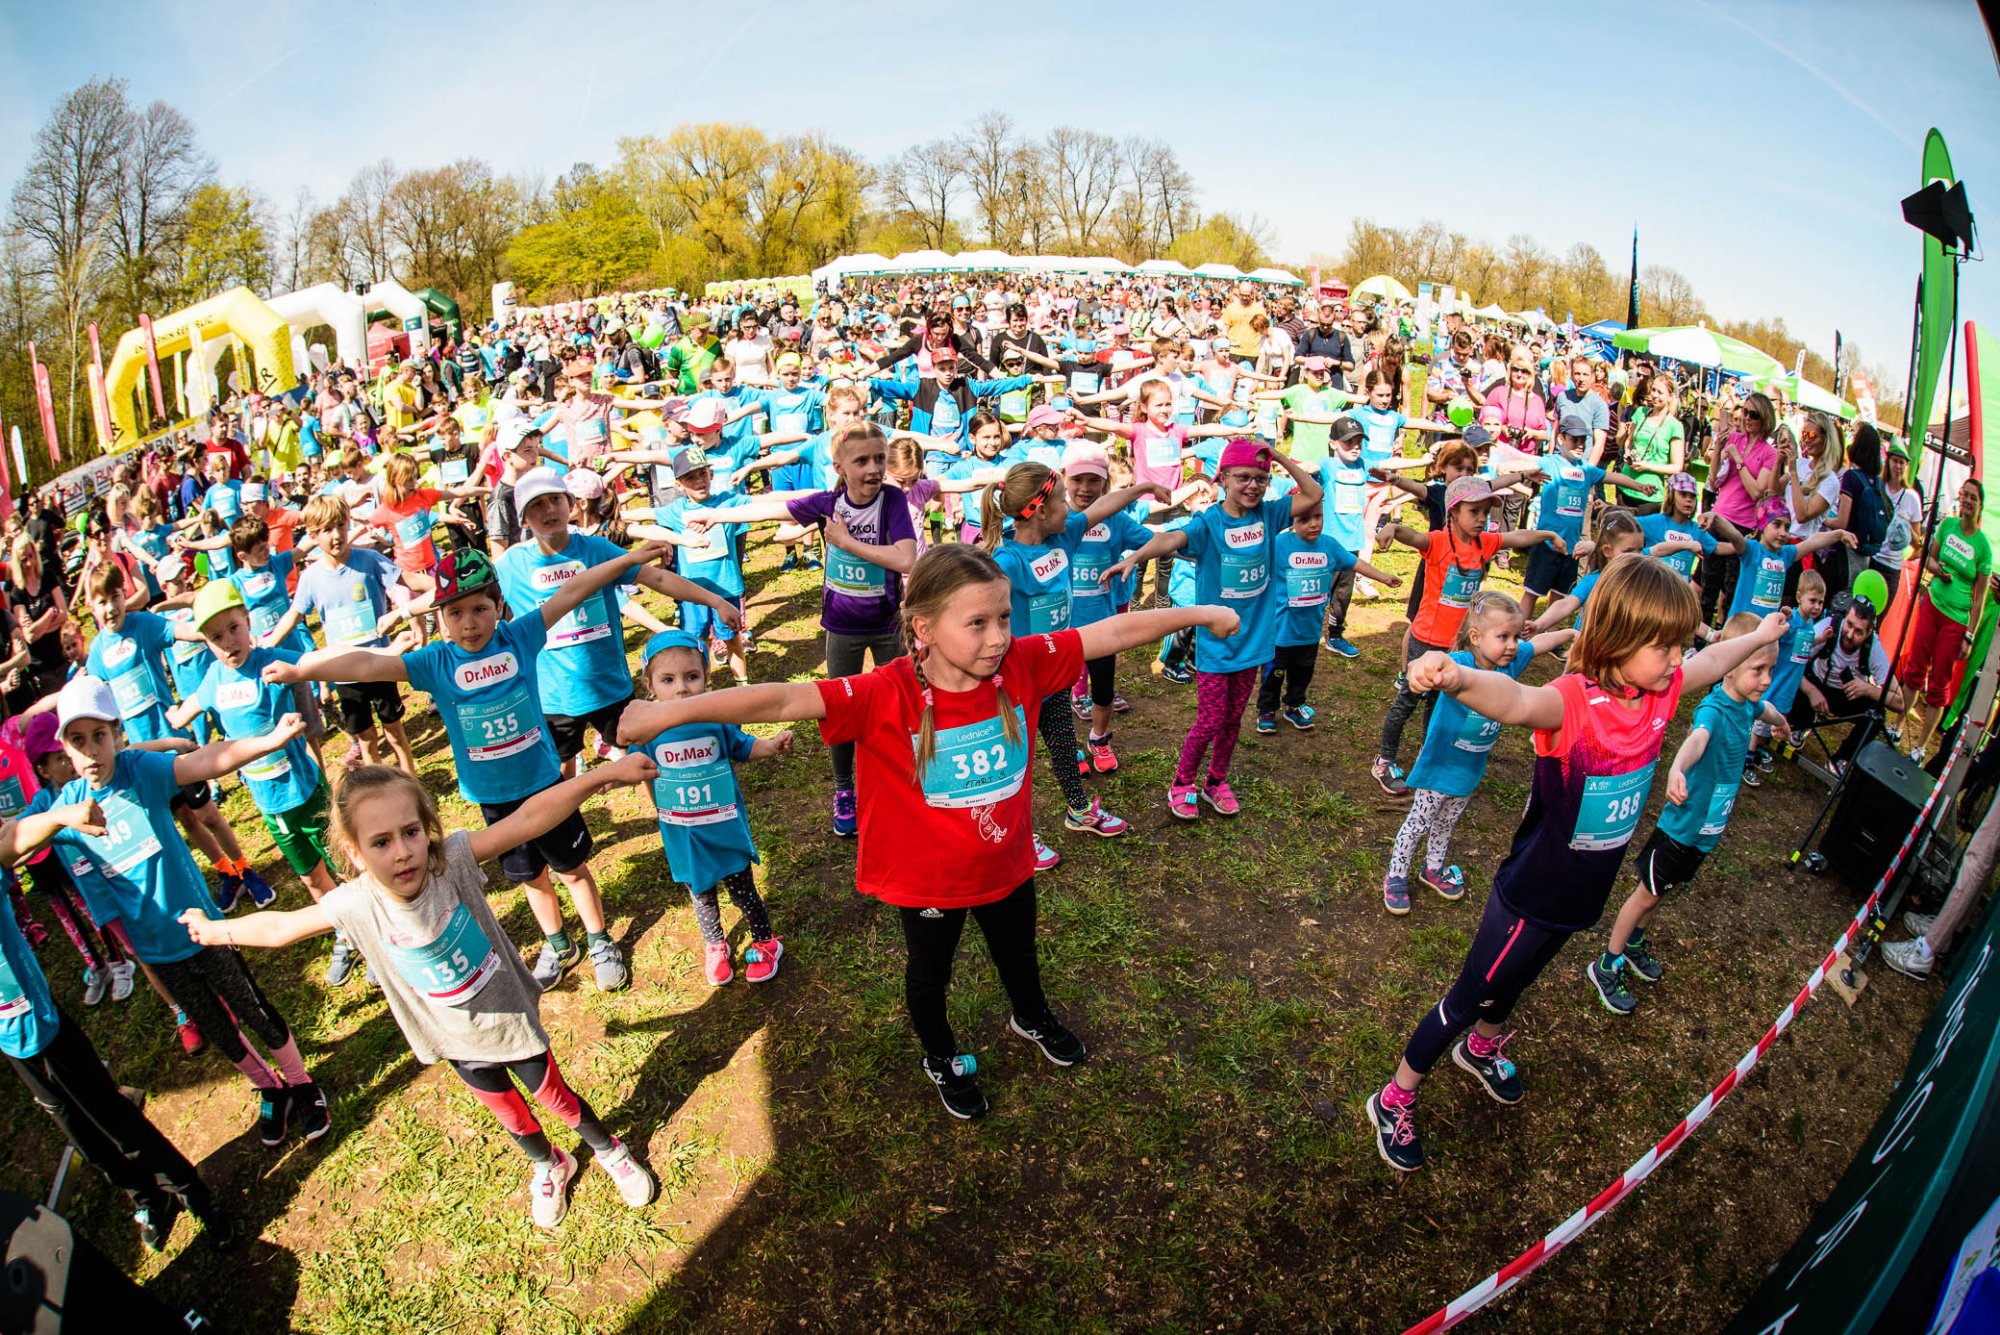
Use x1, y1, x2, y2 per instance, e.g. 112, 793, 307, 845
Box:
786, 484, 917, 636
1712, 431, 1778, 526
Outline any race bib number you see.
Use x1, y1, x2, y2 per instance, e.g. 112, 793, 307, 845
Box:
90, 792, 165, 877
440, 457, 470, 485
1554, 465, 1588, 518
1145, 432, 1181, 470
774, 412, 810, 435
1026, 590, 1070, 634
825, 545, 888, 599
0, 951, 30, 1020
1332, 468, 1367, 515
455, 685, 543, 763
394, 510, 434, 549
1439, 562, 1485, 610
0, 776, 25, 819
1285, 552, 1329, 609
1570, 762, 1658, 851
650, 734, 741, 827
1751, 555, 1786, 611
1219, 522, 1268, 600
109, 665, 159, 719
1068, 371, 1101, 396
1454, 713, 1503, 754
242, 754, 293, 784
916, 707, 1029, 809
382, 900, 499, 1007
1699, 781, 1739, 839
997, 389, 1029, 420
325, 598, 379, 645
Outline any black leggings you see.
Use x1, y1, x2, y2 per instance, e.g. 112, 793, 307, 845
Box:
1701, 548, 1741, 627
1258, 642, 1317, 712
1085, 654, 1116, 709
898, 878, 1052, 1059
1379, 635, 1449, 765
1402, 893, 1573, 1075
150, 946, 291, 1066
825, 628, 907, 789
1037, 694, 1087, 810
692, 868, 773, 944
7, 1008, 207, 1214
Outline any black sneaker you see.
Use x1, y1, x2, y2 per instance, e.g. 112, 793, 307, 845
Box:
1365, 1090, 1424, 1172
1587, 957, 1637, 1015
1009, 1014, 1087, 1066
1372, 758, 1410, 797
921, 1054, 989, 1120
1753, 748, 1776, 773
291, 1081, 331, 1140
1741, 762, 1764, 788
1451, 1035, 1524, 1104
177, 1189, 236, 1247
135, 1196, 181, 1252
257, 1086, 290, 1146
1623, 937, 1664, 983
1160, 663, 1194, 685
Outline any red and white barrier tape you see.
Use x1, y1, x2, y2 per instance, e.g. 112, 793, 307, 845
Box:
1402, 722, 1981, 1335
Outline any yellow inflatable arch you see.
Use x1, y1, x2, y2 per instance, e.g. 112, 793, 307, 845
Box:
104, 286, 296, 452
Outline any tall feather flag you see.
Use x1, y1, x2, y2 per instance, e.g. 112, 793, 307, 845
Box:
1625, 228, 1640, 331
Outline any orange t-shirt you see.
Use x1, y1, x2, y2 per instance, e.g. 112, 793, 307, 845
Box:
1411, 529, 1504, 648
364, 488, 445, 573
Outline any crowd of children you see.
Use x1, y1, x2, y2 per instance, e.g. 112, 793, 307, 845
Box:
0, 295, 1949, 1285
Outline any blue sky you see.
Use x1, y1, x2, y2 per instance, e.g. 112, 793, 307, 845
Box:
2, 1, 1996, 383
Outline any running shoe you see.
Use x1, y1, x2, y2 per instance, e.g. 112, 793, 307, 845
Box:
1417, 865, 1466, 901
800, 552, 822, 571
744, 937, 783, 984
1882, 938, 1934, 980
1111, 691, 1131, 713
596, 1139, 659, 1207
108, 959, 135, 1002
176, 1012, 205, 1056
1753, 747, 1775, 773
832, 787, 858, 838
1323, 635, 1360, 659
1009, 1013, 1087, 1066
21, 920, 46, 948
532, 941, 583, 989
135, 1197, 182, 1253
1382, 876, 1411, 916
1200, 779, 1240, 816
530, 1147, 580, 1229
1075, 746, 1090, 777
1741, 762, 1763, 788
1452, 1033, 1524, 1104
1063, 798, 1129, 837
1256, 712, 1278, 735
1587, 956, 1637, 1015
704, 940, 734, 986
82, 966, 107, 1007
257, 1087, 290, 1147
1372, 758, 1410, 797
242, 867, 277, 908
922, 1054, 989, 1120
1070, 689, 1092, 720
1086, 737, 1119, 773
291, 1082, 331, 1140
779, 550, 800, 573
1911, 746, 1928, 766
1355, 576, 1382, 600
1366, 1088, 1424, 1172
1903, 909, 1939, 937
325, 940, 358, 987
1034, 838, 1062, 872
1622, 937, 1664, 983
213, 874, 245, 915
589, 937, 630, 992
1159, 663, 1194, 685
1282, 704, 1317, 730
1166, 783, 1200, 820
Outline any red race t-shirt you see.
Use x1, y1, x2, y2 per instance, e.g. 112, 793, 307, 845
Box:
364, 488, 446, 572
1411, 529, 1504, 648
817, 629, 1084, 909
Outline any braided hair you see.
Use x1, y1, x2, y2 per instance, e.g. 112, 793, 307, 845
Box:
901, 545, 1026, 783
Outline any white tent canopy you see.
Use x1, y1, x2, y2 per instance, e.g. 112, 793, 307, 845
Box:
1137, 258, 1192, 276
1248, 266, 1304, 286
1193, 262, 1245, 279
808, 250, 1311, 290
1475, 302, 1510, 320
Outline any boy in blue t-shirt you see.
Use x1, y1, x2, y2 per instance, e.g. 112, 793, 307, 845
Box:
1255, 499, 1392, 734
1728, 504, 1855, 619
620, 451, 757, 682
1314, 415, 1377, 657
1522, 412, 1645, 622
1590, 613, 1793, 1015
1745, 570, 1826, 779
268, 542, 668, 994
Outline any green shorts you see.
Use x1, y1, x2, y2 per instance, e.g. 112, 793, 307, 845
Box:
263, 783, 334, 877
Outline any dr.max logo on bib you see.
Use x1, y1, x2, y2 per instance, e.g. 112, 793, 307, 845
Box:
455, 653, 519, 691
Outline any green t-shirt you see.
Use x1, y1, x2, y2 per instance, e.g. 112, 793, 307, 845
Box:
1930, 517, 1993, 624
1280, 385, 1349, 465
1618, 408, 1684, 504
665, 337, 720, 395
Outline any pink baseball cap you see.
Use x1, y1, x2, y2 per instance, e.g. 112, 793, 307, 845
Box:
1217, 439, 1272, 474
1062, 442, 1110, 478
1026, 404, 1065, 431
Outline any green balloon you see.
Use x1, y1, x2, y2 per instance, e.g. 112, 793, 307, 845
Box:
1448, 396, 1476, 428
1853, 568, 1889, 618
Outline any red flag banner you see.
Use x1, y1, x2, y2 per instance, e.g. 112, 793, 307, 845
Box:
139, 312, 167, 420
28, 346, 60, 466
87, 322, 114, 451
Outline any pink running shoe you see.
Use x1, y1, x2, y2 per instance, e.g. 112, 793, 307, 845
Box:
744, 938, 784, 983
1063, 797, 1129, 837
1200, 779, 1240, 816
1166, 783, 1200, 820
703, 940, 734, 986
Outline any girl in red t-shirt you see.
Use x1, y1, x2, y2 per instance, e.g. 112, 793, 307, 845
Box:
1370, 476, 1561, 795
613, 544, 1237, 1121
362, 453, 489, 588
1364, 556, 1788, 1172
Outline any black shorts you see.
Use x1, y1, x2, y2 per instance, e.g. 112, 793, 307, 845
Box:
1635, 827, 1707, 898
547, 693, 635, 764
479, 796, 593, 885
335, 679, 407, 735
1523, 543, 1580, 599
169, 780, 211, 812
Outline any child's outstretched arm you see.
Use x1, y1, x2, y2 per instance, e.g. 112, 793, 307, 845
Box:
1796, 529, 1859, 559
1078, 605, 1238, 660
1758, 700, 1794, 743
1374, 470, 1428, 500
265, 644, 410, 686
538, 540, 672, 629
747, 731, 796, 761
1406, 652, 1567, 730
618, 682, 827, 745
1664, 726, 1710, 806
1501, 526, 1566, 553
1273, 451, 1324, 515
1081, 482, 1170, 528
181, 901, 334, 949
1682, 611, 1787, 695
1100, 527, 1189, 586
1528, 594, 1581, 634
1353, 556, 1401, 587
469, 753, 659, 864
1528, 627, 1580, 657
1375, 519, 1432, 553
628, 564, 745, 631
823, 515, 918, 575
1700, 511, 1746, 555
173, 714, 306, 787
0, 800, 105, 866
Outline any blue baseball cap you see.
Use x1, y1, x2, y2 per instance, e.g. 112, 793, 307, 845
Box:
641, 629, 704, 666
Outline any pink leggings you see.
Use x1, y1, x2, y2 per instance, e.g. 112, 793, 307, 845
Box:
1175, 667, 1259, 785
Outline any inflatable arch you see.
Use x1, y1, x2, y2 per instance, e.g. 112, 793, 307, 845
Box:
269, 283, 367, 373
413, 287, 462, 343
361, 279, 430, 357
104, 287, 295, 452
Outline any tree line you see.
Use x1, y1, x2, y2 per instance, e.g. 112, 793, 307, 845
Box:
0, 80, 1891, 487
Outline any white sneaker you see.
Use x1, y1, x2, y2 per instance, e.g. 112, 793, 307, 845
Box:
82, 967, 108, 1007
595, 1139, 659, 1207
109, 960, 136, 1002
529, 1146, 579, 1229
1882, 938, 1933, 980
1355, 577, 1381, 601
1902, 910, 1938, 938
1910, 746, 1928, 765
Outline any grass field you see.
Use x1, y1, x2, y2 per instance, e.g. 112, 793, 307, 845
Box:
0, 534, 1941, 1334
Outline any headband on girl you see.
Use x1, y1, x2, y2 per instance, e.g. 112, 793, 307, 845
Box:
1010, 472, 1057, 522
641, 629, 704, 666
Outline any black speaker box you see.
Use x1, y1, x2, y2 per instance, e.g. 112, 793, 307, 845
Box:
1819, 739, 1935, 893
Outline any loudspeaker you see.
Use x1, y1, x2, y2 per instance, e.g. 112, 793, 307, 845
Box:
0, 1191, 184, 1334
1820, 740, 1935, 893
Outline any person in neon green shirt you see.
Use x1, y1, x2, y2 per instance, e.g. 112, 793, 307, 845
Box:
664, 313, 723, 394
1903, 479, 1992, 760
1255, 357, 1352, 465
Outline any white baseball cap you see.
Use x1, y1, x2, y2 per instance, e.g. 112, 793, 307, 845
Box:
56, 675, 120, 732
513, 467, 571, 517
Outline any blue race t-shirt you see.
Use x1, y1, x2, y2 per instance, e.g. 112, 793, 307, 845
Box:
1274, 531, 1358, 647
1407, 644, 1537, 797
54, 748, 210, 965
187, 647, 321, 815
231, 553, 315, 653
995, 512, 1090, 637
643, 721, 759, 892
1730, 543, 1799, 618
1656, 686, 1759, 852
291, 547, 400, 649
83, 611, 184, 743
1639, 513, 1716, 582
658, 500, 746, 599
0, 903, 59, 1060
497, 532, 637, 717
402, 614, 560, 804
1764, 607, 1819, 714
1347, 405, 1406, 468
1070, 510, 1151, 628
1181, 496, 1296, 673
1537, 456, 1606, 549
202, 480, 245, 576
1315, 453, 1372, 553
